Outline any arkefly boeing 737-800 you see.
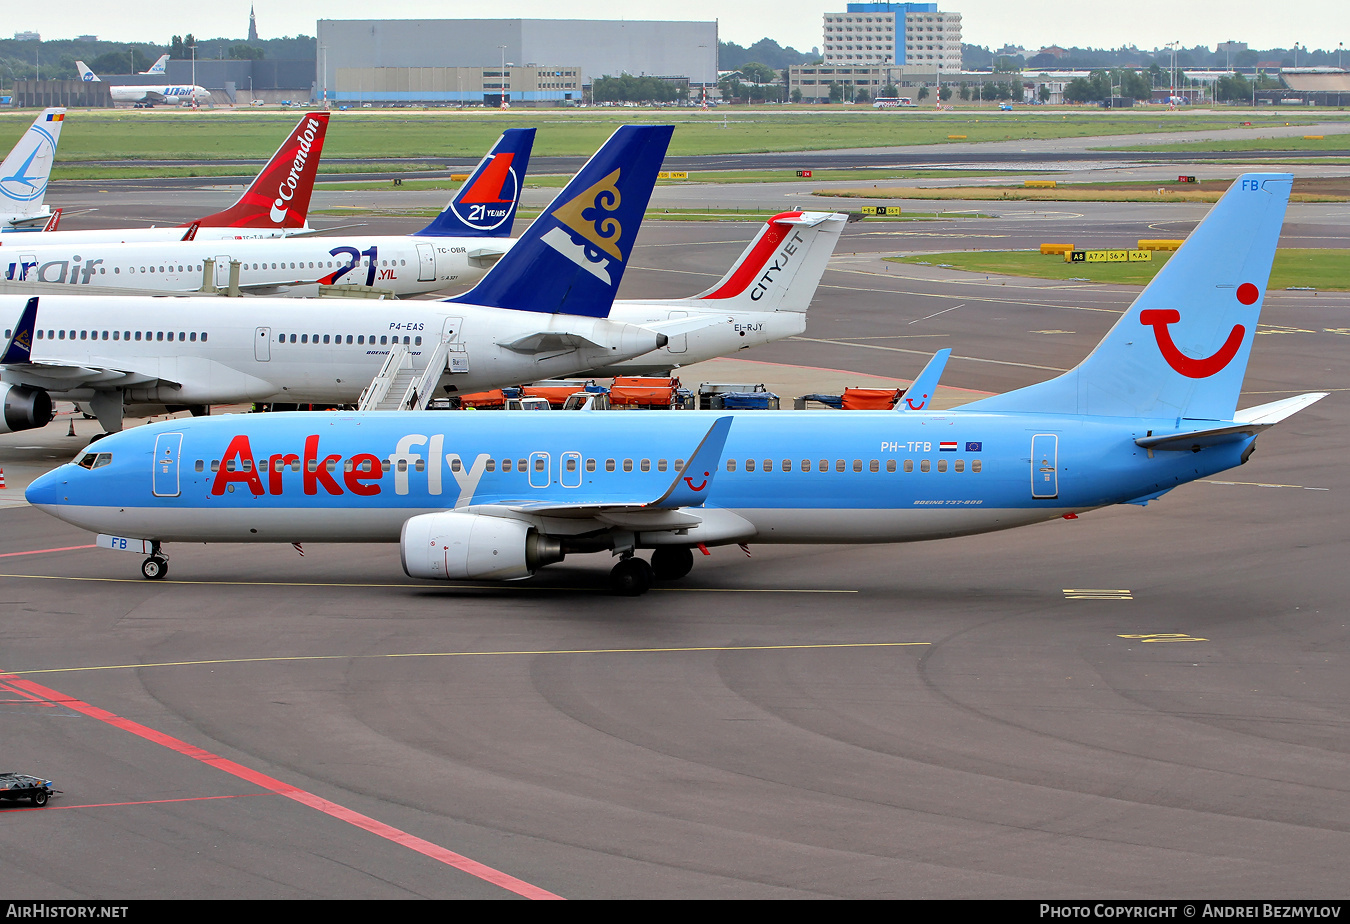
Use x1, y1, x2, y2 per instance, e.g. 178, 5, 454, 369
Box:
27, 174, 1327, 594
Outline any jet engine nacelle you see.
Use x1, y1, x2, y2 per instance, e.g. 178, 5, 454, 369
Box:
0, 384, 54, 434
400, 511, 564, 581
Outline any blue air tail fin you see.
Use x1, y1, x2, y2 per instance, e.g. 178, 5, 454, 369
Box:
447, 124, 674, 318
962, 173, 1291, 422
1, 109, 65, 226
413, 128, 535, 238
897, 348, 951, 412
1, 297, 38, 363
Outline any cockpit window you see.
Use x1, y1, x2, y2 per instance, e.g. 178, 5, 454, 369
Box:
77, 452, 112, 470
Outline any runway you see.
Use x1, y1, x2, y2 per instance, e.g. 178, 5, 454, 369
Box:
1, 160, 1348, 898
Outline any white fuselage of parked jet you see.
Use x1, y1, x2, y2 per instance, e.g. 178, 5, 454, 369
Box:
110, 84, 212, 106
1, 234, 514, 296
0, 294, 665, 409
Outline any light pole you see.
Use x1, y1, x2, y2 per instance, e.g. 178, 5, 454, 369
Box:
498, 45, 507, 109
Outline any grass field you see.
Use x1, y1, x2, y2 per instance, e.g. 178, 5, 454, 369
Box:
1103, 133, 1350, 154
821, 175, 1350, 203
888, 249, 1350, 290
0, 108, 1335, 166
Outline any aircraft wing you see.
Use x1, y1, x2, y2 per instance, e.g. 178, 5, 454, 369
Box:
138, 90, 169, 105
0, 299, 178, 389
464, 417, 735, 531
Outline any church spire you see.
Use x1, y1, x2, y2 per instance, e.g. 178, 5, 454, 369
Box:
248, 5, 259, 43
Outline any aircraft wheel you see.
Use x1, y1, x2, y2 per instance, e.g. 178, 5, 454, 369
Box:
32, 790, 48, 807
651, 546, 694, 581
609, 557, 654, 596
141, 557, 168, 580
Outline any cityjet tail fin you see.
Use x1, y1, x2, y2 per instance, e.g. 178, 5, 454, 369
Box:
897, 348, 951, 412
962, 173, 1292, 423
190, 112, 329, 230
1, 109, 65, 224
447, 124, 673, 318
140, 54, 170, 75
75, 61, 101, 82
413, 128, 535, 238
687, 211, 848, 312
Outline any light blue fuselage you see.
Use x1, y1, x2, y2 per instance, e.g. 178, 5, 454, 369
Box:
27, 409, 1250, 546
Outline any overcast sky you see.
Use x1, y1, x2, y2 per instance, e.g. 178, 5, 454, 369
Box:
16, 2, 1350, 56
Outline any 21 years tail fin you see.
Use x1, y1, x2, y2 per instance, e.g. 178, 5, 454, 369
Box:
447, 124, 673, 318
963, 173, 1292, 422
189, 112, 329, 231
413, 128, 535, 238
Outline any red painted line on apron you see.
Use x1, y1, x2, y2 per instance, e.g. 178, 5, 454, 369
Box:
2, 673, 562, 900
0, 544, 96, 559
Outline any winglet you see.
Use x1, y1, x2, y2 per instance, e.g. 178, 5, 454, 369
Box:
649, 416, 733, 509
190, 112, 329, 230
1, 297, 38, 364
413, 128, 535, 238
448, 124, 674, 318
897, 348, 951, 411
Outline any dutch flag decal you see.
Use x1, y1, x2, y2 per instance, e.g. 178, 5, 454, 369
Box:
939, 441, 958, 452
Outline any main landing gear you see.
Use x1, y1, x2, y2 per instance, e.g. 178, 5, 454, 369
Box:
141, 542, 168, 580
608, 547, 696, 596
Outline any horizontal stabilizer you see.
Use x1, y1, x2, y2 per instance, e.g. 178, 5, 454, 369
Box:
498, 331, 607, 354
1136, 392, 1327, 451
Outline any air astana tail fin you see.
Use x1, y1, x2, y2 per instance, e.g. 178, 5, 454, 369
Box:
962, 173, 1292, 422
413, 128, 535, 238
447, 124, 674, 318
188, 112, 329, 230
688, 211, 847, 312
1, 109, 65, 226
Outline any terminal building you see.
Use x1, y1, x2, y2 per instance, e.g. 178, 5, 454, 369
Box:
316, 18, 718, 105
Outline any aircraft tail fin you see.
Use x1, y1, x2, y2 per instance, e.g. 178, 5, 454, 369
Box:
897, 348, 952, 412
447, 124, 674, 318
413, 128, 534, 238
961, 173, 1292, 422
141, 54, 170, 75
0, 298, 38, 364
75, 61, 100, 82
687, 211, 847, 312
0, 109, 65, 223
189, 113, 329, 230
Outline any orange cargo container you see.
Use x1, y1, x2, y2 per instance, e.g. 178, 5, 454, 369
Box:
609, 376, 680, 407
840, 387, 902, 410
522, 385, 586, 408
457, 389, 507, 409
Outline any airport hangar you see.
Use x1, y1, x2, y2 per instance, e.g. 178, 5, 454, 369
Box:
315, 18, 719, 106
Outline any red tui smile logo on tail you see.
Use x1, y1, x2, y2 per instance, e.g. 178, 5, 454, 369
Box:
1139, 287, 1255, 379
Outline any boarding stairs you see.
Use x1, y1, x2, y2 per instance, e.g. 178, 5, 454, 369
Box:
357, 336, 455, 412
